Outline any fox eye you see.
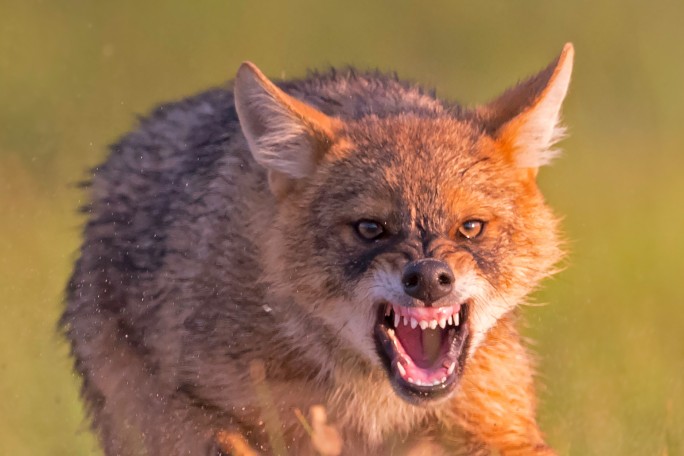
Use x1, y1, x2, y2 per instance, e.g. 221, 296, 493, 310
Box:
457, 220, 485, 239
354, 220, 386, 241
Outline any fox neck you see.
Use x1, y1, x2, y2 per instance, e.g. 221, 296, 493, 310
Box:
266, 294, 451, 447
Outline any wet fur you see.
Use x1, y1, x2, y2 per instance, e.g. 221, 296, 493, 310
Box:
63, 48, 572, 455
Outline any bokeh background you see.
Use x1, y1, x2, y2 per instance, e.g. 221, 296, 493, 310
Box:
1, 1, 683, 455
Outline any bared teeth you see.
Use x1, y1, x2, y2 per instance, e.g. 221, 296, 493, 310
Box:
387, 304, 463, 331
403, 374, 450, 387
382, 304, 465, 389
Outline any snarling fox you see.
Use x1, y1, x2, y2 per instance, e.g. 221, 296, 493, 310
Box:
62, 43, 574, 455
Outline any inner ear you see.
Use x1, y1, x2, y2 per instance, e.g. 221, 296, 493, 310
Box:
234, 62, 340, 195
478, 43, 574, 171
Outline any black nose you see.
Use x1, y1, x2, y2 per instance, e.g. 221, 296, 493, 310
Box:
401, 259, 454, 304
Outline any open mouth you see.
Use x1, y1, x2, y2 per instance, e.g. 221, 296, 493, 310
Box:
374, 302, 470, 403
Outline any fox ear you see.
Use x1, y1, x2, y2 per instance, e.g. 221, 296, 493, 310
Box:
234, 62, 339, 196
479, 43, 574, 171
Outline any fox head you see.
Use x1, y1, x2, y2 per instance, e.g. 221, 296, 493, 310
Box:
234, 44, 573, 404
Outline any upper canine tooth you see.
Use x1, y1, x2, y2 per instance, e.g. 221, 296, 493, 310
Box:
439, 318, 447, 329
419, 320, 429, 330
410, 317, 418, 329
403, 316, 409, 326
453, 313, 460, 326
447, 362, 456, 375
385, 304, 392, 316
394, 313, 401, 328
429, 320, 438, 329
447, 315, 453, 325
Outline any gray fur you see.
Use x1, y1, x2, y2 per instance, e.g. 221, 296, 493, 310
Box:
63, 72, 465, 454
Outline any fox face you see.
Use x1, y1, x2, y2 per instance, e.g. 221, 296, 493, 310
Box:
235, 45, 572, 404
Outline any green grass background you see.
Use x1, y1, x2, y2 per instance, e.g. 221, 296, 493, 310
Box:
1, 1, 683, 454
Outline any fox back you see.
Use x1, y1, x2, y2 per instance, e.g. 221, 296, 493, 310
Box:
63, 45, 574, 455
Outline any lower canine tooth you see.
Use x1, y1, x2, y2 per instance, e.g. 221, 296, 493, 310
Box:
407, 377, 414, 384
396, 362, 406, 376
441, 376, 447, 383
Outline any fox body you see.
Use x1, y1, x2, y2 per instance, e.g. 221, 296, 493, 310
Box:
63, 45, 574, 455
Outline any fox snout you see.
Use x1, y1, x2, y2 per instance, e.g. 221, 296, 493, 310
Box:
401, 258, 455, 305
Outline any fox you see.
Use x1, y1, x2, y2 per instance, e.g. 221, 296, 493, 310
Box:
61, 43, 574, 455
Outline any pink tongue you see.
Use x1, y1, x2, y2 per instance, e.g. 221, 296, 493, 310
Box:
395, 324, 438, 368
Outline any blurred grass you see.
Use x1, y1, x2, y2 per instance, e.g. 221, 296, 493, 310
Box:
1, 1, 683, 454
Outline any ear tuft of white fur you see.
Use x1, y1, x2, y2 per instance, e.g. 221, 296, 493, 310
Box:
234, 62, 333, 179
514, 121, 567, 169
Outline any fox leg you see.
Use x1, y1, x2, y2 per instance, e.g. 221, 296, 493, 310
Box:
446, 313, 556, 456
